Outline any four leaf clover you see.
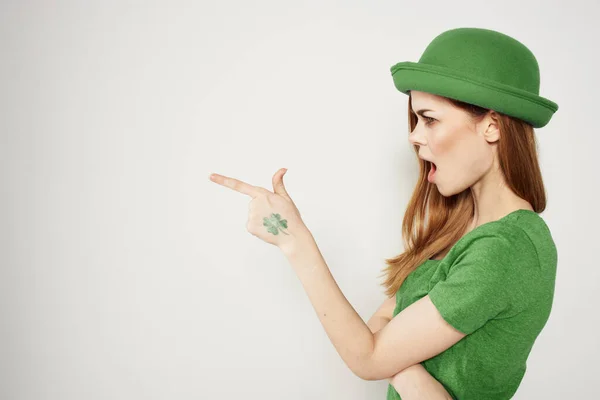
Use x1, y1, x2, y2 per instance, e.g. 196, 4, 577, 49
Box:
263, 213, 289, 236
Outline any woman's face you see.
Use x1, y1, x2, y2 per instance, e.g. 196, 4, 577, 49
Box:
408, 90, 500, 197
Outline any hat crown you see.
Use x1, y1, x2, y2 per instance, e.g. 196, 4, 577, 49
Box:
418, 28, 541, 95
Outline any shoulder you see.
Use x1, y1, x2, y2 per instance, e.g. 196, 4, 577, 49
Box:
449, 220, 539, 269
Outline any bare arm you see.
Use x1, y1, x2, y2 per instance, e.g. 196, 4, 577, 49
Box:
367, 297, 454, 400
388, 364, 454, 400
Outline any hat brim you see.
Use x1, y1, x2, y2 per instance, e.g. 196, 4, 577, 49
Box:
390, 62, 558, 128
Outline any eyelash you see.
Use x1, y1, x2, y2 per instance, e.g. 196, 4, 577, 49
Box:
423, 116, 436, 126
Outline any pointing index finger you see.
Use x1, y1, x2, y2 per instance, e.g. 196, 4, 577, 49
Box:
209, 173, 266, 198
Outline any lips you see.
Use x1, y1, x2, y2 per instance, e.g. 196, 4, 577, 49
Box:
418, 154, 435, 164
418, 155, 437, 182
428, 161, 437, 182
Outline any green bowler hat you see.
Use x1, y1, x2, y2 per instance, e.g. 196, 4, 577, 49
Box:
390, 27, 558, 128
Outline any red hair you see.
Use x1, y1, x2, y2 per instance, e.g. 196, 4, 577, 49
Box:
378, 92, 547, 297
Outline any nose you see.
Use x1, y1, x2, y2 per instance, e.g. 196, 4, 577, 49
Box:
408, 124, 426, 146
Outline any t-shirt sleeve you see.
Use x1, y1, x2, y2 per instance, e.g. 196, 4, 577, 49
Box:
427, 226, 537, 335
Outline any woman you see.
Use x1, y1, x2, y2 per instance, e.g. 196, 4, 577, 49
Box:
209, 27, 558, 399
375, 27, 558, 399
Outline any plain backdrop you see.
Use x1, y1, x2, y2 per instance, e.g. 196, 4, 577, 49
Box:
1, 1, 598, 399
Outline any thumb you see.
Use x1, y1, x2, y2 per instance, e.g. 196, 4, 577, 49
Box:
273, 168, 301, 217
272, 168, 291, 199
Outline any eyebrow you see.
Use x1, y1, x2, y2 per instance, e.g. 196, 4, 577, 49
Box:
413, 109, 434, 116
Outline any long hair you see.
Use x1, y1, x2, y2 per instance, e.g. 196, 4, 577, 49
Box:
378, 92, 547, 297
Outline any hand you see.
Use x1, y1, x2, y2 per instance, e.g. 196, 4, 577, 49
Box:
209, 168, 308, 252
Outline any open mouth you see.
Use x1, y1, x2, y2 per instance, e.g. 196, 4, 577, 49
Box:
428, 161, 437, 181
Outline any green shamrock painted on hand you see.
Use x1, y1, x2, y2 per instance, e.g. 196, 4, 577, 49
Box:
263, 213, 289, 236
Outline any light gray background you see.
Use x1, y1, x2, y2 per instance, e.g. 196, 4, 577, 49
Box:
2, 1, 598, 399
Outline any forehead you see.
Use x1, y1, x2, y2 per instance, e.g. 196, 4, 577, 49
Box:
409, 90, 449, 110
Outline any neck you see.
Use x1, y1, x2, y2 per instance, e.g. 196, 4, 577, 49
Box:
469, 166, 533, 229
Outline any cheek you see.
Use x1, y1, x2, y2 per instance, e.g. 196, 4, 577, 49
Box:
429, 126, 465, 168
428, 128, 455, 156
453, 139, 492, 178
434, 131, 489, 178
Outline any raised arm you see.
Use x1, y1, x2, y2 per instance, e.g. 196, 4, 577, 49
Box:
367, 297, 454, 400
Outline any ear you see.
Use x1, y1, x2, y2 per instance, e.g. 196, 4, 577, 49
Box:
482, 110, 501, 143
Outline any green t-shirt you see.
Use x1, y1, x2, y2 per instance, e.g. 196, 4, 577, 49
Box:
386, 209, 557, 399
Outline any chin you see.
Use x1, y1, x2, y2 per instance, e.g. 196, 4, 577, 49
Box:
435, 181, 471, 197
437, 186, 454, 197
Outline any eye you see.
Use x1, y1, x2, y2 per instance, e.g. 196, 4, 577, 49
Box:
423, 116, 436, 126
